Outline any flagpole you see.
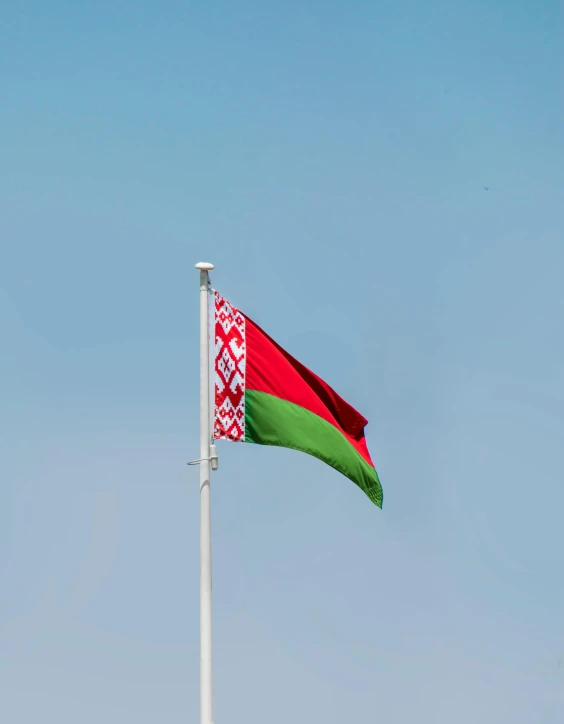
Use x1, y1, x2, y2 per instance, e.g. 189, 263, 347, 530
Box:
195, 261, 214, 724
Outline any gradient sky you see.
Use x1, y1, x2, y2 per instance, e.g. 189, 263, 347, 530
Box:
1, 2, 563, 722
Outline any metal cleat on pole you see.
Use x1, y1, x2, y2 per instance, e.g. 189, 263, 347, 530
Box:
188, 444, 219, 470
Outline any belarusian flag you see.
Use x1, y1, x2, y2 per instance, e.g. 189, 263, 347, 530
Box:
213, 291, 383, 508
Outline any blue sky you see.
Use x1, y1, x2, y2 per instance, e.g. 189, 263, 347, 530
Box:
1, 1, 563, 721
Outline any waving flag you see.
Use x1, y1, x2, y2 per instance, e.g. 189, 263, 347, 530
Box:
213, 290, 382, 508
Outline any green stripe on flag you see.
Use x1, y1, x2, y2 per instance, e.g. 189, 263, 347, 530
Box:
244, 389, 383, 508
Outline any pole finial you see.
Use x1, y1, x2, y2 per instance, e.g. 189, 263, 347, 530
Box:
195, 262, 215, 271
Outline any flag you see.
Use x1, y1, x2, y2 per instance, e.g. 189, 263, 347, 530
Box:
213, 290, 383, 508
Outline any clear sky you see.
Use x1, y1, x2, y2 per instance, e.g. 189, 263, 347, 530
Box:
1, 1, 563, 722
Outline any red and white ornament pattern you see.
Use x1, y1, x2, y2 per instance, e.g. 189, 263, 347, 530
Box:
214, 291, 246, 441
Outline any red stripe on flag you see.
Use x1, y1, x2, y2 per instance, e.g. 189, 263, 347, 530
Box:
244, 315, 375, 467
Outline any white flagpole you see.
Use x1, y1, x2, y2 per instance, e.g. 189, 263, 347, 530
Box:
195, 261, 215, 724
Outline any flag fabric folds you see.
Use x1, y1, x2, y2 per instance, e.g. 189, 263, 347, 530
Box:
213, 290, 383, 508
